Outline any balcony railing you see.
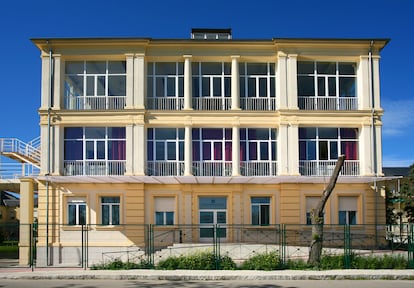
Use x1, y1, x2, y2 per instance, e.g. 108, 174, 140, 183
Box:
298, 96, 357, 111
240, 161, 277, 176
193, 161, 232, 176
65, 96, 126, 110
241, 97, 276, 111
0, 162, 40, 179
146, 97, 184, 110
193, 97, 231, 110
146, 161, 185, 176
0, 138, 41, 165
64, 160, 126, 176
299, 160, 360, 176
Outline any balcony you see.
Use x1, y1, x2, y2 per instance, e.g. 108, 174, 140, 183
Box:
64, 160, 126, 176
298, 96, 357, 111
299, 160, 360, 176
193, 161, 232, 176
193, 97, 231, 110
240, 97, 276, 111
64, 96, 126, 110
240, 161, 277, 176
146, 161, 184, 176
147, 97, 184, 110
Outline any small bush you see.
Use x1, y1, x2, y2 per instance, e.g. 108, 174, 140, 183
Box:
240, 251, 282, 271
91, 258, 154, 270
157, 251, 237, 270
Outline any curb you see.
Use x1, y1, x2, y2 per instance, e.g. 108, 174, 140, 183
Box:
0, 269, 414, 280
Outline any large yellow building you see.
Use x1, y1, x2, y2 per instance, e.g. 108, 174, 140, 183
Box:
21, 29, 390, 266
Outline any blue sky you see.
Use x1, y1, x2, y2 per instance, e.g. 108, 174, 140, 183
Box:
0, 0, 413, 167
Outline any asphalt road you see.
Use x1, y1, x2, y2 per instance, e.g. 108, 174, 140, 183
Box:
0, 280, 413, 288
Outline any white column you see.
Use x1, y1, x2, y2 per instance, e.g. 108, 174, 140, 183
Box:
125, 124, 134, 175
53, 54, 62, 109
184, 125, 192, 176
360, 124, 373, 176
53, 125, 62, 175
232, 126, 240, 176
375, 124, 383, 176
183, 55, 193, 110
276, 52, 287, 109
134, 53, 145, 109
288, 124, 299, 175
286, 54, 298, 109
231, 56, 240, 110
134, 124, 146, 175
19, 178, 34, 265
125, 54, 134, 108
277, 124, 289, 175
358, 56, 370, 110
40, 125, 49, 175
372, 56, 381, 109
40, 54, 51, 110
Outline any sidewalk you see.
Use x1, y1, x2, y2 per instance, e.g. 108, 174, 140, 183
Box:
0, 267, 413, 280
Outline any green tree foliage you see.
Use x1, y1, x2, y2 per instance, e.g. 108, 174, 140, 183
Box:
401, 163, 414, 223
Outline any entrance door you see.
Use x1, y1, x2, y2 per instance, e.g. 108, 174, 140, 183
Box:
199, 197, 227, 240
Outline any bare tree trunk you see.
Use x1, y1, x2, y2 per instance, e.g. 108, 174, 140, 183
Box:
308, 155, 345, 266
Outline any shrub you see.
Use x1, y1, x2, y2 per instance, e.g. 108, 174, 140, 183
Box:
157, 251, 237, 270
91, 258, 153, 270
240, 251, 282, 271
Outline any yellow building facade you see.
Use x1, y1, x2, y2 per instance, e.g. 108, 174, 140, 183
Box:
26, 30, 389, 266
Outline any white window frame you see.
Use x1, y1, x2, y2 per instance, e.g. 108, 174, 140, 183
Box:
67, 198, 87, 226
251, 197, 270, 226
101, 196, 120, 226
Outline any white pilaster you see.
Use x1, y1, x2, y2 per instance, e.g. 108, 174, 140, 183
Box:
125, 54, 134, 108
375, 124, 383, 175
183, 55, 193, 110
134, 54, 145, 109
277, 124, 289, 175
40, 125, 49, 175
287, 54, 298, 109
372, 56, 381, 109
288, 124, 299, 175
53, 125, 62, 175
358, 56, 370, 110
232, 126, 240, 176
125, 124, 134, 175
184, 125, 192, 176
276, 52, 287, 109
53, 54, 62, 109
135, 124, 146, 175
40, 54, 51, 110
360, 124, 373, 176
231, 56, 240, 110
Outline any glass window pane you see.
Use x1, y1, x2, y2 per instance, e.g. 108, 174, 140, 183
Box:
259, 78, 267, 97
66, 61, 84, 74
298, 62, 314, 74
319, 141, 328, 160
261, 205, 270, 225
112, 205, 120, 225
248, 78, 256, 97
260, 142, 269, 160
201, 63, 221, 75
65, 75, 84, 97
108, 127, 126, 139
108, 61, 126, 73
156, 78, 165, 97
166, 212, 174, 225
167, 142, 176, 160
217, 212, 226, 224
319, 128, 338, 139
102, 205, 109, 225
249, 142, 258, 160
200, 212, 213, 224
155, 212, 164, 225
299, 128, 316, 139
224, 77, 231, 97
248, 63, 267, 75
102, 197, 120, 203
86, 61, 106, 74
328, 77, 336, 96
252, 206, 259, 225
96, 76, 105, 96
199, 197, 227, 209
64, 140, 83, 160
86, 141, 94, 159
317, 62, 335, 74
108, 76, 126, 96
297, 76, 314, 96
156, 128, 176, 140
97, 141, 105, 159
202, 77, 210, 96
86, 76, 94, 96
214, 142, 222, 160
203, 142, 211, 160
349, 211, 357, 225
85, 127, 105, 139
339, 63, 356, 75
330, 141, 338, 159
179, 142, 184, 161
156, 63, 176, 75
338, 211, 346, 225
339, 78, 356, 97
318, 77, 325, 96
167, 78, 175, 96
68, 205, 76, 225
79, 205, 86, 225
156, 142, 165, 160
213, 77, 221, 96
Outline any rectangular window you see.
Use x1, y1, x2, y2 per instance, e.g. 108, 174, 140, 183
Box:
67, 198, 86, 225
154, 197, 175, 225
251, 197, 270, 226
101, 197, 120, 225
338, 196, 357, 225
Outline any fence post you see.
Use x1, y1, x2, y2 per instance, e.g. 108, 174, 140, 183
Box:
408, 223, 414, 269
343, 224, 351, 269
214, 224, 220, 269
280, 224, 286, 266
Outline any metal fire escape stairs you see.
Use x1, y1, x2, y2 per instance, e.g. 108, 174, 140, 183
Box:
0, 137, 41, 179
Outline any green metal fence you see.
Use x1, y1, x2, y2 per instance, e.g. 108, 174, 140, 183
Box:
4, 223, 414, 269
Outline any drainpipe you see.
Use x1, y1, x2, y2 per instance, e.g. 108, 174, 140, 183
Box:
368, 40, 379, 245
46, 40, 53, 265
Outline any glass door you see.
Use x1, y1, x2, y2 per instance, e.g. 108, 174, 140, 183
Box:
199, 197, 227, 240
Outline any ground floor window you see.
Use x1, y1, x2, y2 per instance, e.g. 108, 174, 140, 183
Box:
101, 196, 120, 225
154, 197, 175, 225
251, 197, 270, 225
67, 198, 86, 225
199, 197, 227, 238
338, 196, 357, 225
306, 196, 324, 225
